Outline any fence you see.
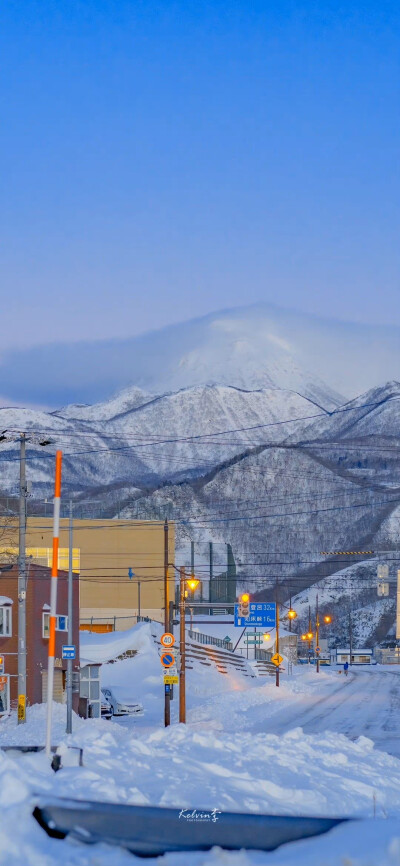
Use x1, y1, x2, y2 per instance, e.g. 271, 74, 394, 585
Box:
254, 648, 273, 662
188, 630, 233, 651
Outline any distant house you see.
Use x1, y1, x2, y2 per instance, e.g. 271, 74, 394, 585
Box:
334, 648, 375, 665
0, 563, 80, 708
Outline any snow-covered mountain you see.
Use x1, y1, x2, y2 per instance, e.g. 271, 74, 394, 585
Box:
0, 377, 399, 646
2, 303, 400, 409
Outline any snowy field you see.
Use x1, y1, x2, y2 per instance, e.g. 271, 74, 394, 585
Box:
1, 624, 400, 864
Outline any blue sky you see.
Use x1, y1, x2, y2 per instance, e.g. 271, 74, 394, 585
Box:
0, 0, 399, 350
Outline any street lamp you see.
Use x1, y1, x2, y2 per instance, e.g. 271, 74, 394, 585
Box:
187, 578, 199, 593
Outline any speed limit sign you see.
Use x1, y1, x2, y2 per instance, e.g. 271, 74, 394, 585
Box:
161, 632, 175, 648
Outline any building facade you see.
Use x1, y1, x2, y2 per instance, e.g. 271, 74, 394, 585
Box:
1, 518, 175, 631
0, 564, 80, 706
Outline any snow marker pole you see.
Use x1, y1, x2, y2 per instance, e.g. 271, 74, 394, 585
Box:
45, 450, 63, 758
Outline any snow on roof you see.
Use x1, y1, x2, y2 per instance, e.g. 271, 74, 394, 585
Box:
336, 648, 373, 653
42, 603, 50, 611
0, 596, 13, 605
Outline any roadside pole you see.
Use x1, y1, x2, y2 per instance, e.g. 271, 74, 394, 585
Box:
316, 593, 320, 674
164, 520, 170, 727
66, 500, 73, 734
45, 451, 63, 757
179, 567, 186, 723
17, 433, 27, 724
349, 608, 353, 667
275, 600, 280, 687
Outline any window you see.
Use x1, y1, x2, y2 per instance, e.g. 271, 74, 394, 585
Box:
42, 613, 68, 638
0, 606, 12, 637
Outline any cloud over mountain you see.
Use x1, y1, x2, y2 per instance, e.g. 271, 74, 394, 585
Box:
1, 303, 399, 409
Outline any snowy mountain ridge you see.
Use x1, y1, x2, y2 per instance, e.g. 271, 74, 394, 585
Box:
0, 377, 399, 646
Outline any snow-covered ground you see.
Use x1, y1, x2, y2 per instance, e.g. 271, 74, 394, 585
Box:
2, 623, 400, 864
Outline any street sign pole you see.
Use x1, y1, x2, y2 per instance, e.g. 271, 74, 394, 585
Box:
179, 567, 186, 723
164, 520, 170, 728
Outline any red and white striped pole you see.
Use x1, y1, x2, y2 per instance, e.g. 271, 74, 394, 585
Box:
45, 450, 63, 757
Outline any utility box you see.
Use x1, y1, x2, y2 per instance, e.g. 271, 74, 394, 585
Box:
378, 581, 389, 597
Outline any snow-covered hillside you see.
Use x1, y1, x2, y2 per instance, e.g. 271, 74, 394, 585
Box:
0, 378, 399, 645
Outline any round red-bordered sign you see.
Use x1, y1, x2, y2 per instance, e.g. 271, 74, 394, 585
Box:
161, 652, 176, 668
161, 633, 175, 648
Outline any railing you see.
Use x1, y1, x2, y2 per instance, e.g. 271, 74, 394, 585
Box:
188, 630, 233, 651
254, 648, 273, 662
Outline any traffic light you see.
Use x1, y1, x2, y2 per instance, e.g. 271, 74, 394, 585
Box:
238, 593, 250, 618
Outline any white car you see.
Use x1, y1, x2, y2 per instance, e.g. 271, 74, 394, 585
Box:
101, 686, 143, 717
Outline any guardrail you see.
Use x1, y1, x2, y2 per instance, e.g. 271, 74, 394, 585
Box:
188, 630, 233, 650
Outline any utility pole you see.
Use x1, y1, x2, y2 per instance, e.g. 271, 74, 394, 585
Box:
308, 604, 312, 664
179, 566, 186, 723
18, 434, 27, 724
66, 501, 73, 734
349, 608, 353, 667
164, 519, 170, 727
275, 581, 280, 687
316, 593, 320, 674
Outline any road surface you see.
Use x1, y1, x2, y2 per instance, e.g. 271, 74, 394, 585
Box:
266, 668, 400, 756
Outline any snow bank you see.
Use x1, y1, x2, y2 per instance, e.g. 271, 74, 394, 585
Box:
80, 620, 161, 665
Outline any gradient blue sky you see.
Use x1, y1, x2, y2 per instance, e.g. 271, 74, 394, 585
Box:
1, 0, 399, 350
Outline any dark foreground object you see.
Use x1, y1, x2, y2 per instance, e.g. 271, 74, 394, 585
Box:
34, 797, 349, 856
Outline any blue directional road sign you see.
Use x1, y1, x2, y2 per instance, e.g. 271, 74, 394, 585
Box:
62, 645, 76, 660
234, 602, 276, 628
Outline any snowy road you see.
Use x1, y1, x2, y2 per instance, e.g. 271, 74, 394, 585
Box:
264, 668, 400, 757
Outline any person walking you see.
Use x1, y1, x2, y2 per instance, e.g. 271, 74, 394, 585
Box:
343, 660, 349, 676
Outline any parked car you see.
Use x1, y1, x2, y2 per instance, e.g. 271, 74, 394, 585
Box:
101, 686, 143, 717
101, 695, 113, 719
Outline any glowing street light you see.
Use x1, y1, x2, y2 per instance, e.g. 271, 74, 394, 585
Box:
187, 578, 199, 592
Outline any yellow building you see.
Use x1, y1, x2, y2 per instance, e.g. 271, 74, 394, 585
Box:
1, 518, 175, 631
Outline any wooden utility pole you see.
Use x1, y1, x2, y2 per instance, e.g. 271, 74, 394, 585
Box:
164, 519, 170, 727
179, 567, 186, 723
164, 519, 169, 631
316, 593, 320, 674
275, 580, 280, 688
